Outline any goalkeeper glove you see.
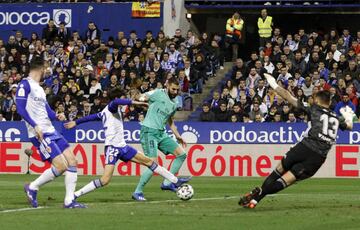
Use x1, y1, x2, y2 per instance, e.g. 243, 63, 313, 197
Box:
264, 73, 279, 90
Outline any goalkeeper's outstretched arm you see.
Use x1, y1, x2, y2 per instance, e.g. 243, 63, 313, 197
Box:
264, 73, 299, 108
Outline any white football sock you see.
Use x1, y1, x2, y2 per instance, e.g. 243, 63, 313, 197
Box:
149, 162, 178, 184
74, 179, 103, 198
64, 166, 78, 205
29, 167, 61, 191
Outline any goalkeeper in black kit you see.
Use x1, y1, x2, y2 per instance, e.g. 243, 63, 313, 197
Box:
239, 73, 354, 209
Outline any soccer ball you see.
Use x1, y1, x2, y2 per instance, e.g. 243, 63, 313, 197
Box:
176, 184, 194, 201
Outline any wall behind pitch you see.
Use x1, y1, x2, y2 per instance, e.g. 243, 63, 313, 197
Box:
0, 122, 360, 178
0, 142, 359, 178
0, 3, 163, 40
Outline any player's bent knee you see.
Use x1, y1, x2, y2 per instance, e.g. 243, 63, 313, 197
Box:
54, 165, 66, 174
173, 147, 186, 156
133, 152, 153, 166
66, 155, 77, 166
62, 148, 77, 166
51, 156, 67, 174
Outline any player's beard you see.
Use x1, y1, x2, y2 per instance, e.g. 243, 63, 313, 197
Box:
168, 91, 177, 99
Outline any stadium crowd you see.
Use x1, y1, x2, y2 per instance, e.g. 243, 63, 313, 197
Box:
0, 20, 223, 121
0, 10, 359, 124
200, 18, 360, 122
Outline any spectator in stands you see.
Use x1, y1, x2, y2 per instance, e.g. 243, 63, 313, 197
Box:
231, 58, 246, 83
87, 21, 101, 40
249, 102, 263, 121
254, 96, 268, 114
192, 54, 206, 93
301, 76, 314, 97
215, 100, 230, 122
0, 112, 6, 121
276, 66, 291, 86
255, 79, 267, 99
224, 79, 238, 99
225, 12, 244, 61
246, 52, 259, 69
258, 9, 273, 48
200, 103, 215, 122
287, 112, 297, 123
42, 19, 58, 43
230, 103, 244, 122
209, 91, 221, 111
346, 86, 358, 107
173, 29, 185, 47
57, 22, 71, 44
265, 105, 277, 122
220, 88, 235, 109
246, 67, 261, 89
254, 113, 264, 123
263, 55, 274, 74
334, 93, 356, 116
271, 27, 283, 45
239, 94, 251, 114
230, 114, 238, 122
281, 104, 291, 122
5, 104, 21, 121
125, 104, 139, 121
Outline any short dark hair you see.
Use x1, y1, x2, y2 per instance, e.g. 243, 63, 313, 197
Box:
29, 56, 44, 71
167, 77, 179, 86
315, 90, 331, 105
109, 87, 125, 100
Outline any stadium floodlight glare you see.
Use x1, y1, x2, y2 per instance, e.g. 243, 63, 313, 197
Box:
186, 13, 192, 19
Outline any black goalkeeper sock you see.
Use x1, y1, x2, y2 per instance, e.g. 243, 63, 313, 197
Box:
256, 177, 288, 202
261, 169, 282, 188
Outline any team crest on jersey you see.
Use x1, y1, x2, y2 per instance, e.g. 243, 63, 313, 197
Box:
46, 146, 52, 153
17, 84, 25, 97
109, 155, 114, 162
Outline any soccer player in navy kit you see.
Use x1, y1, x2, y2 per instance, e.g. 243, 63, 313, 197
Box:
17, 57, 86, 208
239, 73, 354, 209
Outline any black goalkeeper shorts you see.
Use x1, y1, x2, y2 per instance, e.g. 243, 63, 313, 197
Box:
281, 142, 326, 180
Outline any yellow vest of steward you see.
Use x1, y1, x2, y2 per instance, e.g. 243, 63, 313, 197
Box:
257, 16, 272, 38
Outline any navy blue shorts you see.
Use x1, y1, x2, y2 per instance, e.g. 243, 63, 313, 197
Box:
104, 145, 138, 165
30, 132, 70, 163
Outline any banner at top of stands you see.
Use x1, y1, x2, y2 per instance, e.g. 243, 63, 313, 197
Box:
0, 3, 163, 40
0, 121, 359, 145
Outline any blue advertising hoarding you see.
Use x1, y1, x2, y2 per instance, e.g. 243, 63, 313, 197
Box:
0, 121, 359, 145
0, 3, 163, 40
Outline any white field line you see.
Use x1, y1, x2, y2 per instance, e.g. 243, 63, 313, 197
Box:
111, 196, 239, 205
0, 206, 46, 213
0, 194, 291, 212
109, 194, 289, 206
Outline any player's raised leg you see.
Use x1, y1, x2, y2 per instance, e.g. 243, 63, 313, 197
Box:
74, 145, 119, 199
74, 164, 115, 199
132, 151, 191, 186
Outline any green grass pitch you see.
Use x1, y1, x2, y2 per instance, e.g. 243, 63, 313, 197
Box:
0, 175, 360, 230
